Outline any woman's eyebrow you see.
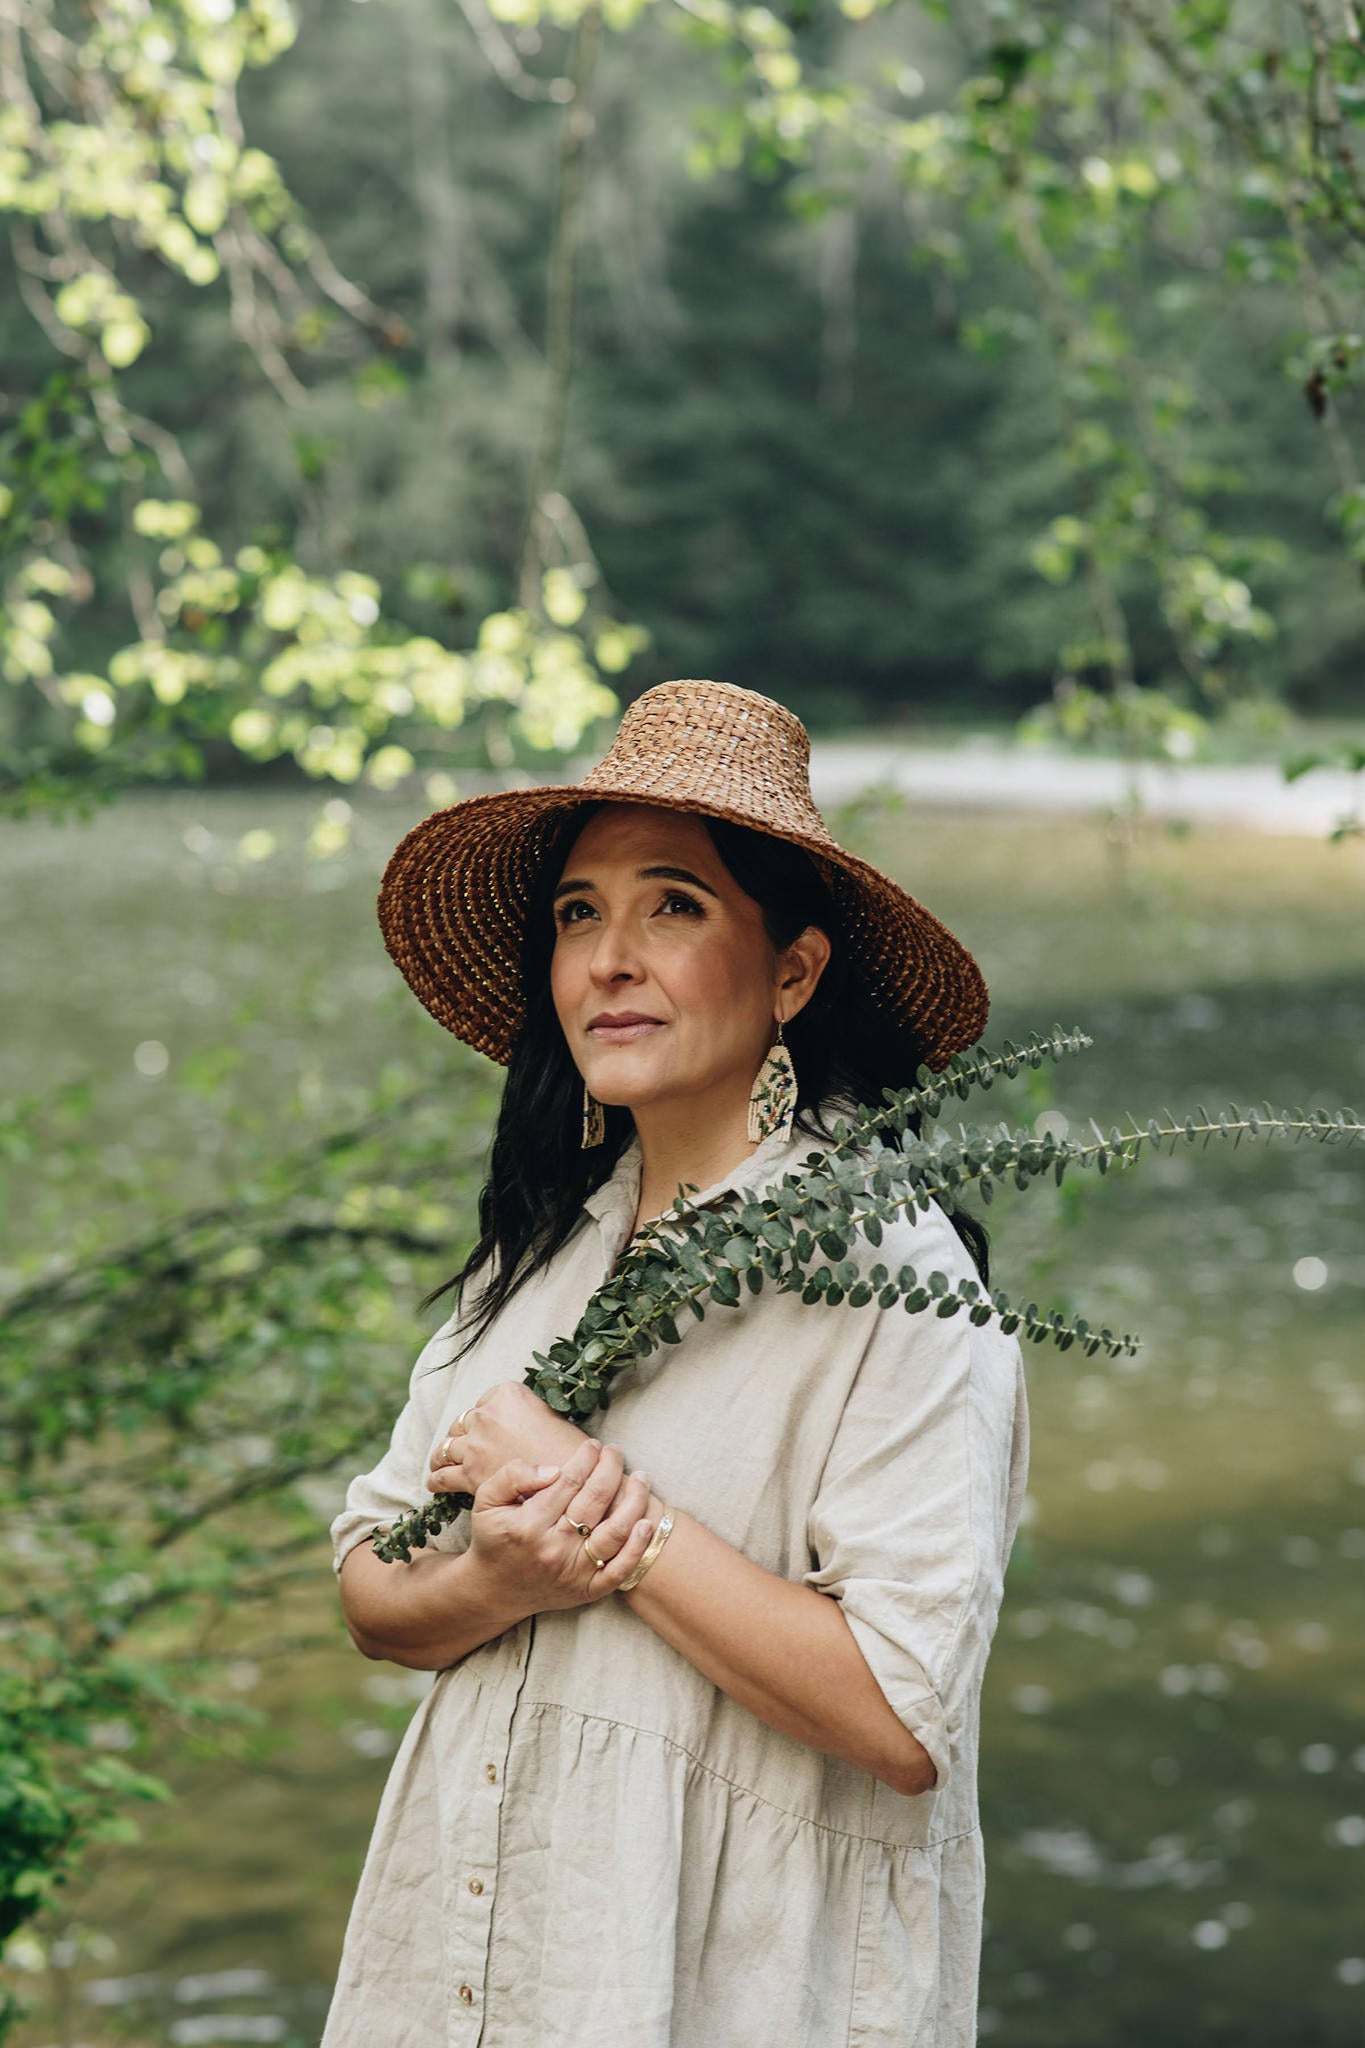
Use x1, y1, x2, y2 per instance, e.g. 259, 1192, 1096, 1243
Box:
552, 864, 721, 904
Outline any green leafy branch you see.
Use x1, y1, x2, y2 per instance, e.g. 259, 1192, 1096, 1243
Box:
1283, 739, 1365, 842
370, 1026, 1361, 1561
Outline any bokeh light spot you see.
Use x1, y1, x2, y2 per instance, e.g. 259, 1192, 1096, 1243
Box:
1191, 1920, 1229, 1950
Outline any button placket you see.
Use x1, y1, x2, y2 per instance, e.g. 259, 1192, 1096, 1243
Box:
445, 1619, 536, 2043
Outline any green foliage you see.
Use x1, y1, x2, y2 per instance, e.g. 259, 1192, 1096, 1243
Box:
1282, 737, 1365, 840
0, 1671, 175, 1946
6, 0, 1365, 841
429, 0, 1364, 735
0, 1066, 495, 1991
0, 0, 644, 831
368, 1026, 1365, 1560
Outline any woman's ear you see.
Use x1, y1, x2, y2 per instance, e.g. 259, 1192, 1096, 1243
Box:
779, 924, 833, 1019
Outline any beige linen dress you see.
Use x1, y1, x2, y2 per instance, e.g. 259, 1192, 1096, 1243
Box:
322, 1092, 1030, 2048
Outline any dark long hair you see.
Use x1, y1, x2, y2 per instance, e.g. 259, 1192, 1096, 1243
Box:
418, 802, 990, 1370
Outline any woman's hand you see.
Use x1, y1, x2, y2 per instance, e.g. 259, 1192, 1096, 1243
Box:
426, 1379, 593, 1499
465, 1436, 658, 1615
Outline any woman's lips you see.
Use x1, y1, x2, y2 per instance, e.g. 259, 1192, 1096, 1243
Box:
587, 1020, 665, 1043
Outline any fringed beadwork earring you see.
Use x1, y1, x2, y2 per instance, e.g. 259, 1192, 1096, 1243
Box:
746, 1017, 797, 1143
581, 1079, 606, 1149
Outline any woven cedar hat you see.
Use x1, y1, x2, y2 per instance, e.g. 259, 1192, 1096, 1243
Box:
377, 677, 989, 1071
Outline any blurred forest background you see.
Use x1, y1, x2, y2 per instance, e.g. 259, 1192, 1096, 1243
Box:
2, 1, 1364, 2044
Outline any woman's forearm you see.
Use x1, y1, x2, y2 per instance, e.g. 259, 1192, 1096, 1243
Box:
620, 1495, 936, 1796
338, 1540, 529, 1671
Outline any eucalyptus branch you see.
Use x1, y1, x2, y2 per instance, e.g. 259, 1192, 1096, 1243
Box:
367, 1027, 1365, 1564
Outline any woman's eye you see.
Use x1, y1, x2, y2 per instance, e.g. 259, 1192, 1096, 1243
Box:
555, 890, 701, 928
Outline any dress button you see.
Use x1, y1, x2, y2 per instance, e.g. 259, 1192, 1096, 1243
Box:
468, 1876, 484, 1894
458, 1984, 474, 2004
484, 1762, 498, 1782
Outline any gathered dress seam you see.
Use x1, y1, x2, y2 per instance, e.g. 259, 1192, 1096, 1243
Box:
517, 1695, 980, 1853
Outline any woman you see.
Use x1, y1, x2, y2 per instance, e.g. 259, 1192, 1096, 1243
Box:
323, 678, 1030, 2048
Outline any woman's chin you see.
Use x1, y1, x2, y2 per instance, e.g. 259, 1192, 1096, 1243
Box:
588, 1081, 667, 1111
583, 1058, 681, 1110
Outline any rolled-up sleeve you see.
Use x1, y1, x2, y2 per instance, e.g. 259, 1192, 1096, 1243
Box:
799, 1201, 1029, 1800
329, 1304, 468, 1577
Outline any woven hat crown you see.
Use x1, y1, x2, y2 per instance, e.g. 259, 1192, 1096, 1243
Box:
376, 676, 989, 1070
576, 678, 833, 847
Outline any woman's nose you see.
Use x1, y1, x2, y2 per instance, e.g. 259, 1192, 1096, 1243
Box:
587, 921, 644, 983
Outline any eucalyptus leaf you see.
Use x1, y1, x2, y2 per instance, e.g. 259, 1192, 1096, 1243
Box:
367, 1030, 1361, 1562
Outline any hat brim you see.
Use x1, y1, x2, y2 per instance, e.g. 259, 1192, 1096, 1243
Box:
377, 783, 989, 1071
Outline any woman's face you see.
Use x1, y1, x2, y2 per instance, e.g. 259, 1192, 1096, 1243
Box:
549, 803, 825, 1114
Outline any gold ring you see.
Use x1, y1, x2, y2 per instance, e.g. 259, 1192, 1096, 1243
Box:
456, 1408, 472, 1430
582, 1536, 608, 1570
566, 1516, 593, 1538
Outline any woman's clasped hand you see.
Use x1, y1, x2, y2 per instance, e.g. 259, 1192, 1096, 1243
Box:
425, 1382, 658, 1612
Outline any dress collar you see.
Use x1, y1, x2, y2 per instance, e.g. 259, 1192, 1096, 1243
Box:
581, 1088, 860, 1245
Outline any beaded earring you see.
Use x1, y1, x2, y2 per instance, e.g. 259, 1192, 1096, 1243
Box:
581, 1080, 606, 1148
746, 1017, 797, 1143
